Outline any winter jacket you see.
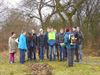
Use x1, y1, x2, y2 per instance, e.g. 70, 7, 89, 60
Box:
18, 33, 27, 50
32, 33, 37, 47
8, 36, 17, 53
64, 32, 75, 49
77, 31, 84, 45
37, 34, 46, 47
27, 35, 33, 49
58, 33, 64, 44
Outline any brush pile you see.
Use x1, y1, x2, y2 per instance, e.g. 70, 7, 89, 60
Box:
29, 63, 53, 75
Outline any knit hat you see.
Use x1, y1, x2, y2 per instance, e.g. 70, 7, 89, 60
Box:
39, 28, 43, 32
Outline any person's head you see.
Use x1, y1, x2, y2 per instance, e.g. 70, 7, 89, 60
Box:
50, 27, 54, 32
60, 28, 64, 33
11, 32, 16, 37
47, 27, 51, 32
32, 29, 35, 34
39, 28, 43, 35
72, 27, 77, 32
28, 32, 31, 36
65, 27, 70, 32
54, 29, 57, 33
77, 26, 80, 32
23, 31, 27, 36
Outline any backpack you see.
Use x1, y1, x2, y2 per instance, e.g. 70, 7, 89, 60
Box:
69, 33, 76, 45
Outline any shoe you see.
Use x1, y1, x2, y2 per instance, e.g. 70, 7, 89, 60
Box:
79, 60, 82, 64
10, 62, 13, 64
68, 65, 73, 67
74, 60, 79, 62
60, 59, 62, 61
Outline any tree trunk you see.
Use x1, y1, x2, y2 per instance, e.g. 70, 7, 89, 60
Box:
67, 13, 73, 27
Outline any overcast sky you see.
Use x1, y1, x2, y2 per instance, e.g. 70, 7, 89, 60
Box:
0, 0, 71, 26
3, 0, 22, 8
0, 0, 22, 28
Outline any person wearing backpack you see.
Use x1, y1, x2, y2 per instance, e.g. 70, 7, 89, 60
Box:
37, 28, 46, 61
48, 27, 56, 61
58, 28, 65, 61
8, 32, 17, 64
18, 30, 27, 64
77, 27, 84, 63
64, 28, 76, 67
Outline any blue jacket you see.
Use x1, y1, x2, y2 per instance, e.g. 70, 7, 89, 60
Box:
64, 32, 75, 49
18, 33, 27, 50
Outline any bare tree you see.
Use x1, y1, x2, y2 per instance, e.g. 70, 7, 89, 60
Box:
20, 0, 87, 27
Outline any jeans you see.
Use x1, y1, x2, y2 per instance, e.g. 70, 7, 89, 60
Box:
27, 48, 32, 60
56, 44, 59, 60
64, 47, 67, 57
58, 45, 65, 60
67, 47, 74, 66
32, 47, 36, 60
78, 44, 83, 62
49, 45, 56, 61
45, 44, 49, 59
40, 46, 45, 60
19, 49, 25, 64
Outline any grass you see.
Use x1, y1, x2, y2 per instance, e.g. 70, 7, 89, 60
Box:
0, 51, 100, 75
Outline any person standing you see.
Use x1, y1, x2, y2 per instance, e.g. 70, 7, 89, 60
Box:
58, 28, 65, 61
77, 27, 84, 63
31, 29, 37, 60
54, 29, 59, 60
18, 31, 27, 64
72, 27, 80, 62
38, 29, 46, 61
48, 27, 56, 61
64, 28, 76, 67
27, 32, 33, 61
8, 32, 17, 64
45, 27, 50, 59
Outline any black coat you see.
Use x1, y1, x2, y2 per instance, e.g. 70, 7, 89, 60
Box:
37, 34, 46, 47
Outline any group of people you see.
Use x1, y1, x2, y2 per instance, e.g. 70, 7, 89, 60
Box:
8, 26, 84, 67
